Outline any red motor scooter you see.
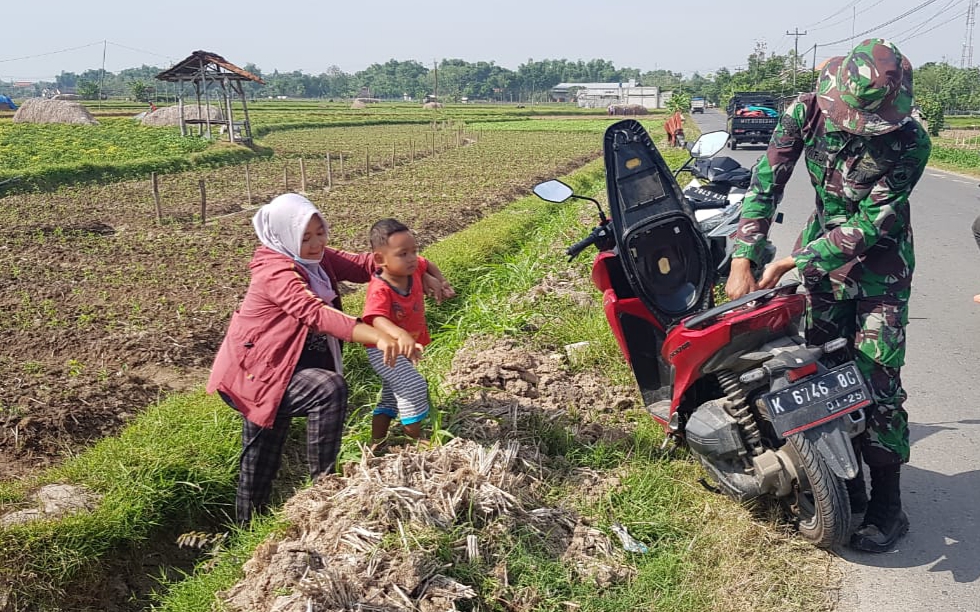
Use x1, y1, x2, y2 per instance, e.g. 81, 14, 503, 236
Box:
533, 120, 869, 548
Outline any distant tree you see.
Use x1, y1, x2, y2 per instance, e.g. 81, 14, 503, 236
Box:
77, 80, 100, 100
130, 80, 151, 102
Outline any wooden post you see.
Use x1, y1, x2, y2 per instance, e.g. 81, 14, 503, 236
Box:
283, 163, 289, 191
339, 152, 345, 180
151, 172, 162, 224
199, 179, 207, 225
299, 157, 307, 193
410, 140, 415, 161
430, 133, 435, 156
365, 151, 370, 176
391, 143, 396, 168
245, 162, 252, 206
326, 153, 332, 188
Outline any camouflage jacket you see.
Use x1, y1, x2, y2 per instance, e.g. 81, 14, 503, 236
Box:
733, 93, 931, 299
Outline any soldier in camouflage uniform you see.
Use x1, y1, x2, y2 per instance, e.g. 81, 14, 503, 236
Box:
725, 38, 931, 553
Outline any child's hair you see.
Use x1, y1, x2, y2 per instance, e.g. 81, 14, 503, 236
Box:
369, 218, 410, 249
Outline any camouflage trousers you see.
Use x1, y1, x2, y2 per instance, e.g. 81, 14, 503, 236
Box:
805, 292, 910, 466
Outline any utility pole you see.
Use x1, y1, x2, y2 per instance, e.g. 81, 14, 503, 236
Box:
962, 1, 978, 68
786, 28, 807, 92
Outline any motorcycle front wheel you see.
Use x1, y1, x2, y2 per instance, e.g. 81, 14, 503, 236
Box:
783, 434, 851, 548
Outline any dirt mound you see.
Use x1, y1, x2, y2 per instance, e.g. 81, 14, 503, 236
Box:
220, 439, 632, 611
140, 104, 223, 127
12, 98, 99, 125
444, 336, 636, 437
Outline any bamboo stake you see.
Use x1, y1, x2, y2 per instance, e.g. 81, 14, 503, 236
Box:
283, 163, 289, 191
340, 152, 345, 180
151, 172, 162, 225
410, 140, 415, 161
245, 163, 252, 206
299, 158, 307, 192
365, 151, 370, 176
391, 143, 396, 168
326, 153, 332, 188
199, 179, 207, 225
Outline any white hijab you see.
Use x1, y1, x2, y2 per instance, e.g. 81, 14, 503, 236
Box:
252, 193, 343, 371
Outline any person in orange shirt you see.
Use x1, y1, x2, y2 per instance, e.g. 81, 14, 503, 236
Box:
362, 218, 455, 444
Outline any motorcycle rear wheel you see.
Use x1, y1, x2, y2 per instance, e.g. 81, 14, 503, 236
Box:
783, 434, 851, 548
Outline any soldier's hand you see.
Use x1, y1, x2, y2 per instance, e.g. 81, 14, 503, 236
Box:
758, 256, 797, 290
725, 258, 758, 300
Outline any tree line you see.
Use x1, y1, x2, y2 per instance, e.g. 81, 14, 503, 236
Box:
2, 51, 977, 124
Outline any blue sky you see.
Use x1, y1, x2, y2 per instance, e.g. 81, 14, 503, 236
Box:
2, 0, 975, 81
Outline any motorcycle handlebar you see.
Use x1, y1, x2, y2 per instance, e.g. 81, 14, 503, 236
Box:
566, 228, 602, 260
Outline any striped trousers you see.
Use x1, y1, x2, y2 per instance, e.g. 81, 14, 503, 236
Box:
226, 367, 348, 524
366, 349, 430, 425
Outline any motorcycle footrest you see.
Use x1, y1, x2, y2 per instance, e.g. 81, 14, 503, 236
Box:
645, 400, 672, 425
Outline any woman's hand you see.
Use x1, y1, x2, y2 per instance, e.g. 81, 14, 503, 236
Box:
758, 256, 797, 290
438, 279, 456, 301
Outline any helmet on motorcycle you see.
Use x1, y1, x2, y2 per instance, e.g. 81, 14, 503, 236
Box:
816, 38, 914, 136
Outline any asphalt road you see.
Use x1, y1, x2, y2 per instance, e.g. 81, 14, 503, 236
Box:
689, 109, 980, 612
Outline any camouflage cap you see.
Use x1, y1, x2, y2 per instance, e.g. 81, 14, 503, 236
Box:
816, 38, 913, 135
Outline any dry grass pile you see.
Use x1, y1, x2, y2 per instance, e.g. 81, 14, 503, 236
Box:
350, 99, 367, 110
51, 93, 81, 101
607, 103, 649, 116
12, 98, 99, 125
422, 102, 443, 109
219, 438, 633, 612
140, 104, 224, 127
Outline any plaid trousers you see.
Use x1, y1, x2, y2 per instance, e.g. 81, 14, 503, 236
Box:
232, 367, 348, 524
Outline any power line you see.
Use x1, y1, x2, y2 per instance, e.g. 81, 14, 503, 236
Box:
0, 41, 103, 64
897, 8, 970, 43
818, 0, 945, 46
805, 0, 863, 29
881, 0, 965, 40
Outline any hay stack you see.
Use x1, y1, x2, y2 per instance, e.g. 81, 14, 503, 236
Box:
12, 98, 99, 125
141, 104, 224, 127
350, 99, 367, 109
51, 93, 81, 101
606, 103, 649, 116
422, 101, 443, 109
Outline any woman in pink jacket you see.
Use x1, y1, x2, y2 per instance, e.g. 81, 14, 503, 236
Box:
208, 193, 416, 523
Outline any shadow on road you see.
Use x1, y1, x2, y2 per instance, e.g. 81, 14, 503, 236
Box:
835, 419, 980, 583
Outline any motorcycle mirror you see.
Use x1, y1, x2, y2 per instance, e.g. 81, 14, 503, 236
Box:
689, 131, 730, 159
533, 180, 574, 203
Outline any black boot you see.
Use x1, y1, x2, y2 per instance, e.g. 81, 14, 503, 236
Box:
846, 439, 868, 515
849, 463, 908, 553
846, 470, 868, 516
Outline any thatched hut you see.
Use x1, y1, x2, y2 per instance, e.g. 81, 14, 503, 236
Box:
141, 104, 223, 127
155, 50, 264, 143
12, 98, 99, 125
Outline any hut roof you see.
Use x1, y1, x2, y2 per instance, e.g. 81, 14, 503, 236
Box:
155, 50, 265, 84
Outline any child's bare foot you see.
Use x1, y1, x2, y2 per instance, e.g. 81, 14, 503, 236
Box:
974, 294, 980, 304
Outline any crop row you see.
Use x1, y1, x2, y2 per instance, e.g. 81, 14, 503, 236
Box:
0, 123, 605, 476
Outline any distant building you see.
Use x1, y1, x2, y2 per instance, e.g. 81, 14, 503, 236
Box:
550, 80, 672, 109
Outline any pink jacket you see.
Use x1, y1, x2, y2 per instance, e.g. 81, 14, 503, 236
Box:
206, 246, 375, 427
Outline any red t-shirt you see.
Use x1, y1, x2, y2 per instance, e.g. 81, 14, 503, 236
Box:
362, 257, 430, 347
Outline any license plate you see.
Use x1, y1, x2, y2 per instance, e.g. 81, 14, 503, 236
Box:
763, 363, 872, 438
